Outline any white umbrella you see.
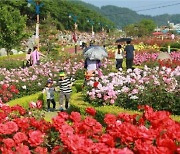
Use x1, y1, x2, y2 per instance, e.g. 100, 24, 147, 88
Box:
83, 45, 108, 60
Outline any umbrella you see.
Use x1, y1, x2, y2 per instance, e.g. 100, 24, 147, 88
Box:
83, 45, 108, 60
116, 38, 132, 43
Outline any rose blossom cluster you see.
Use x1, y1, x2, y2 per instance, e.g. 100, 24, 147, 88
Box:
0, 84, 19, 105
134, 51, 180, 65
86, 66, 180, 105
0, 105, 179, 153
0, 56, 113, 100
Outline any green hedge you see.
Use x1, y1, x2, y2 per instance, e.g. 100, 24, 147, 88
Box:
0, 54, 25, 69
8, 92, 45, 109
70, 92, 180, 123
7, 81, 83, 109
7, 84, 180, 123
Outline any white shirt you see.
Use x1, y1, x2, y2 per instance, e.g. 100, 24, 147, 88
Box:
43, 87, 54, 99
115, 49, 123, 59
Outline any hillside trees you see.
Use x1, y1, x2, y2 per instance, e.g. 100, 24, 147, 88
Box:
124, 19, 156, 37
0, 5, 26, 54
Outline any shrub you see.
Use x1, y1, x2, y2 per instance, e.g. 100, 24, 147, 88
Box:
83, 67, 180, 115
8, 92, 45, 109
0, 54, 25, 69
70, 92, 180, 123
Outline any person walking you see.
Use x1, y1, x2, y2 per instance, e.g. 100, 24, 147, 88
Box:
42, 79, 56, 112
115, 44, 123, 70
58, 70, 75, 111
31, 46, 45, 65
25, 48, 32, 67
124, 40, 135, 69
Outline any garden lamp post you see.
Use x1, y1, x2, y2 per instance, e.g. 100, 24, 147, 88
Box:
87, 19, 94, 37
69, 14, 78, 54
28, 0, 43, 50
98, 22, 104, 32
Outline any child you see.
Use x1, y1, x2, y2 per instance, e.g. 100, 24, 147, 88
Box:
42, 79, 56, 112
58, 70, 75, 111
115, 44, 124, 69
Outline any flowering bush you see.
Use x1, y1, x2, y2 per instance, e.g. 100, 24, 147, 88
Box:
0, 55, 113, 100
29, 100, 43, 109
0, 105, 179, 153
0, 84, 19, 105
134, 51, 180, 66
84, 66, 180, 114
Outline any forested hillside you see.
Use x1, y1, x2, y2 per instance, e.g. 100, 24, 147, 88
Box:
74, 1, 180, 28
0, 0, 114, 32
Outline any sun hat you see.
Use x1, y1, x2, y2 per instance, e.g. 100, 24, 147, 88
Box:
59, 71, 65, 77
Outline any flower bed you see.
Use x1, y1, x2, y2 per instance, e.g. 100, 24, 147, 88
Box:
0, 55, 113, 101
134, 51, 180, 66
0, 104, 179, 153
84, 66, 180, 115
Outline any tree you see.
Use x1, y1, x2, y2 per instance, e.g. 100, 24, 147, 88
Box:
124, 19, 156, 37
139, 19, 156, 34
0, 5, 26, 54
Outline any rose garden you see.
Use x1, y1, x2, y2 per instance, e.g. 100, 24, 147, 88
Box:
0, 1, 180, 153
0, 37, 179, 154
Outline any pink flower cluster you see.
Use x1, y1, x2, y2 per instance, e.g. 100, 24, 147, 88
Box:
134, 51, 180, 65
29, 100, 42, 109
0, 105, 179, 153
86, 66, 180, 105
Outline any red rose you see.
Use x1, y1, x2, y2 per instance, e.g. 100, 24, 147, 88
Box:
70, 112, 81, 122
13, 132, 28, 144
10, 85, 16, 90
58, 112, 69, 120
1, 84, 8, 90
104, 114, 117, 125
6, 92, 13, 99
101, 134, 115, 147
3, 97, 8, 102
93, 81, 99, 88
10, 88, 19, 94
16, 144, 31, 154
86, 107, 96, 116
2, 138, 15, 148
51, 146, 62, 154
5, 121, 18, 134
34, 146, 48, 154
28, 130, 44, 147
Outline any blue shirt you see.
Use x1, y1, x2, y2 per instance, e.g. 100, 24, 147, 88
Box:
124, 44, 134, 59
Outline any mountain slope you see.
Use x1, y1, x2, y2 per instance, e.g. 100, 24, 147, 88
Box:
74, 1, 180, 28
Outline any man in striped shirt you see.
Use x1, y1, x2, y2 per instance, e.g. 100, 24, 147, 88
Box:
58, 70, 75, 111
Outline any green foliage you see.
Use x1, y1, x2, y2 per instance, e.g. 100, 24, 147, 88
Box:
0, 0, 113, 32
90, 5, 180, 28
124, 19, 156, 37
160, 42, 180, 52
70, 92, 180, 123
116, 83, 180, 115
0, 54, 25, 69
0, 5, 26, 53
73, 80, 84, 92
8, 92, 45, 109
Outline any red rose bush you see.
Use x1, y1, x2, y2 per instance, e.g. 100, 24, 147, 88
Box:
0, 104, 179, 153
0, 84, 19, 105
